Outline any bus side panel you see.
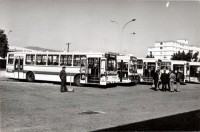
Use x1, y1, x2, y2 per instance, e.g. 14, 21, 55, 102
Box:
24, 66, 79, 82
6, 65, 15, 78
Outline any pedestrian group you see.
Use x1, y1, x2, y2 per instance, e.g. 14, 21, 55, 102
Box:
153, 69, 182, 92
59, 66, 183, 93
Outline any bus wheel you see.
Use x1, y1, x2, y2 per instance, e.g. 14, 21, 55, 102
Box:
26, 72, 35, 82
74, 75, 82, 87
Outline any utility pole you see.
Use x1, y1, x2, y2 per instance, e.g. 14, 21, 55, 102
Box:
66, 43, 71, 52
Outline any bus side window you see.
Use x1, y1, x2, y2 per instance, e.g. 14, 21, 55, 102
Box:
36, 55, 47, 65
73, 55, 86, 66
67, 55, 72, 66
8, 54, 14, 64
25, 54, 35, 65
48, 55, 59, 66
60, 55, 72, 66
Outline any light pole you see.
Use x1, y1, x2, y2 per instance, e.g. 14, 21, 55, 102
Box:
111, 19, 136, 53
66, 43, 71, 52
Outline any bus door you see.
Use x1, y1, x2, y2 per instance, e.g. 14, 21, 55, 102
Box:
80, 57, 87, 84
118, 60, 128, 82
100, 58, 106, 85
143, 62, 155, 81
14, 56, 24, 79
173, 64, 184, 80
87, 58, 100, 84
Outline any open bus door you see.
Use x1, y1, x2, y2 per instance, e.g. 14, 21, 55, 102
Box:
80, 56, 87, 84
117, 60, 128, 83
143, 62, 156, 82
100, 58, 106, 85
14, 56, 24, 79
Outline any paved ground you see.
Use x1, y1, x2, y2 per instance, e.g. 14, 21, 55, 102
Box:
0, 70, 200, 131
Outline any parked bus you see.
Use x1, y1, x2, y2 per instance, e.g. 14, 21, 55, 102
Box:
137, 58, 159, 83
185, 62, 200, 83
6, 52, 118, 86
160, 60, 187, 82
117, 54, 138, 84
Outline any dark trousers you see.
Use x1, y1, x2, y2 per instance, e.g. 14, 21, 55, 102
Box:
158, 81, 161, 88
162, 83, 167, 91
154, 79, 158, 90
61, 78, 67, 92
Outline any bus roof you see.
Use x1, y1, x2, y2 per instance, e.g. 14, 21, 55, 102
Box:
188, 62, 200, 66
137, 58, 158, 61
8, 51, 106, 55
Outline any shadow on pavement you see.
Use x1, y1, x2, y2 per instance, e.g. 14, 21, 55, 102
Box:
150, 87, 157, 91
116, 83, 137, 87
93, 109, 200, 131
11, 79, 117, 89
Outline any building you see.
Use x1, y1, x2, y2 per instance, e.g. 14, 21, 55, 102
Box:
148, 40, 200, 60
9, 46, 37, 52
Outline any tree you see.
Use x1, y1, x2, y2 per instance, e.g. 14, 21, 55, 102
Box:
192, 52, 199, 62
0, 29, 9, 58
185, 51, 192, 61
171, 53, 177, 60
171, 51, 182, 60
181, 51, 186, 60
146, 52, 154, 58
171, 50, 199, 62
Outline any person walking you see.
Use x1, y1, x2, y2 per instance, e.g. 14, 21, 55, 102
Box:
153, 69, 159, 91
160, 70, 168, 91
167, 69, 172, 91
175, 70, 181, 92
59, 66, 68, 93
169, 71, 176, 92
157, 70, 161, 90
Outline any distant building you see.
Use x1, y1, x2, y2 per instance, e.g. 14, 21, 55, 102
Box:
9, 46, 37, 52
148, 40, 200, 60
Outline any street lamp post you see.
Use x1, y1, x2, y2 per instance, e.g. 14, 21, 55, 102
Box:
111, 19, 136, 53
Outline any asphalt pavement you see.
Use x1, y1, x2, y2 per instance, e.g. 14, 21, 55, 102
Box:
0, 74, 200, 132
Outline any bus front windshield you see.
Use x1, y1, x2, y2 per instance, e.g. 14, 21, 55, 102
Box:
129, 59, 137, 73
137, 60, 143, 69
107, 58, 117, 74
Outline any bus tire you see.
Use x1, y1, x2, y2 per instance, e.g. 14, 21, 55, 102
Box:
74, 75, 83, 87
26, 72, 35, 82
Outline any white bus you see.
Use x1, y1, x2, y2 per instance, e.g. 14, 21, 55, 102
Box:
6, 52, 118, 86
160, 60, 187, 82
117, 54, 138, 84
185, 62, 200, 83
137, 58, 159, 83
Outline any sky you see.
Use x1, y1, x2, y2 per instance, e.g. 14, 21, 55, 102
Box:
0, 0, 200, 57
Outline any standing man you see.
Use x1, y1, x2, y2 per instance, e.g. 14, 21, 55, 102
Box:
169, 70, 176, 92
153, 69, 159, 91
175, 69, 181, 92
59, 66, 68, 92
167, 69, 172, 91
160, 70, 168, 91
